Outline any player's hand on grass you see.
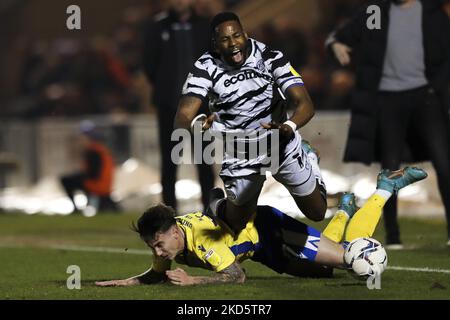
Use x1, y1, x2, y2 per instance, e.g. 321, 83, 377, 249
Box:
166, 268, 194, 286
95, 278, 138, 287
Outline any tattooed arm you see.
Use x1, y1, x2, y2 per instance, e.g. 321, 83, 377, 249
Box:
95, 258, 171, 287
165, 262, 246, 286
95, 268, 167, 287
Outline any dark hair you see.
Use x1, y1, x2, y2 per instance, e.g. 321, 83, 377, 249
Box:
131, 203, 177, 242
210, 12, 242, 37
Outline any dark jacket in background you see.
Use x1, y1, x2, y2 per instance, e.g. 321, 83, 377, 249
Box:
327, 0, 450, 164
142, 9, 211, 109
140, 9, 215, 211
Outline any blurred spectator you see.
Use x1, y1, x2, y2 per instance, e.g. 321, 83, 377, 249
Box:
326, 0, 450, 247
318, 0, 367, 32
11, 29, 145, 118
2, 0, 380, 118
194, 0, 225, 17
60, 120, 119, 214
141, 0, 215, 211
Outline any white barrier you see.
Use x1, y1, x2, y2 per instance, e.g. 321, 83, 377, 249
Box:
0, 112, 444, 216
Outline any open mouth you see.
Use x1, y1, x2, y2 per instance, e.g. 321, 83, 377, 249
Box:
230, 49, 243, 64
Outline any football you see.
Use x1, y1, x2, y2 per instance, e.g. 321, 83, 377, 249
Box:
344, 237, 388, 278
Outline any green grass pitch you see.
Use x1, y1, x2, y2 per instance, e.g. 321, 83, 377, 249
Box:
0, 212, 449, 300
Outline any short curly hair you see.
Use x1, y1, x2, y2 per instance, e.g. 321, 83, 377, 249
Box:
132, 203, 177, 242
210, 12, 242, 37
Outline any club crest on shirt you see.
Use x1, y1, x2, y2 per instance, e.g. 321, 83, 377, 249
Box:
257, 59, 266, 72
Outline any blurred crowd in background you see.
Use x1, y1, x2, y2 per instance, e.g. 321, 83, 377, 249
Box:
1, 0, 439, 119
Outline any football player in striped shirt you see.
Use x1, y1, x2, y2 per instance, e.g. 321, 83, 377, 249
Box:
174, 12, 326, 234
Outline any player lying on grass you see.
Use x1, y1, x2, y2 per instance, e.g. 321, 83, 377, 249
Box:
95, 167, 427, 286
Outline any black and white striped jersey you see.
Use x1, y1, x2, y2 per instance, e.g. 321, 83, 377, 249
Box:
182, 38, 304, 131
181, 38, 304, 177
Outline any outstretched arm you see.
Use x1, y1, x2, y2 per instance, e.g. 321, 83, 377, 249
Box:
329, 42, 353, 66
95, 267, 168, 287
165, 262, 245, 286
325, 5, 367, 65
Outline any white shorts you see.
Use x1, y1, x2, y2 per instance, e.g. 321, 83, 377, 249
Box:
221, 146, 326, 206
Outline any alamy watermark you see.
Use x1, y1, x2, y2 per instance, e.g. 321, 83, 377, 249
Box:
366, 272, 381, 290
366, 5, 381, 30
66, 265, 81, 289
171, 122, 281, 175
66, 5, 81, 30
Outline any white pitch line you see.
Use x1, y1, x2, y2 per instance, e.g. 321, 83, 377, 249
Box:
387, 266, 450, 274
52, 245, 450, 274
4, 244, 450, 274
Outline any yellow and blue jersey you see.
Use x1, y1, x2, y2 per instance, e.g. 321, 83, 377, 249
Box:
173, 212, 260, 272
152, 206, 322, 274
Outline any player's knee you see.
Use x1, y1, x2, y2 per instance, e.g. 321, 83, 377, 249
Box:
227, 216, 247, 235
309, 213, 324, 222
225, 200, 256, 232
297, 201, 326, 221
308, 204, 327, 222
230, 221, 247, 234
295, 190, 327, 221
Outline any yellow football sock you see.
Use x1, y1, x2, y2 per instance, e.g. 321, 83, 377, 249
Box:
345, 194, 387, 242
322, 210, 349, 243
